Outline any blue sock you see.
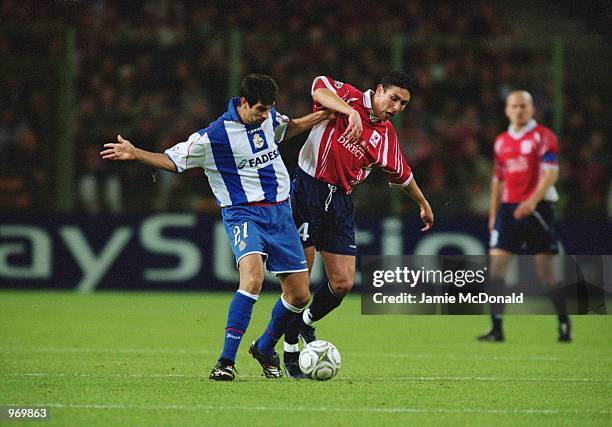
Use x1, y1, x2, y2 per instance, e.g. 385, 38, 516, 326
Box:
258, 295, 303, 356
219, 290, 257, 363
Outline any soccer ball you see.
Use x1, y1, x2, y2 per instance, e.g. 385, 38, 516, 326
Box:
298, 340, 341, 380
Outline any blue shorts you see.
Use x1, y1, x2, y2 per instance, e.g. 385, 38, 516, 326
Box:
222, 200, 308, 274
291, 168, 357, 256
490, 202, 558, 254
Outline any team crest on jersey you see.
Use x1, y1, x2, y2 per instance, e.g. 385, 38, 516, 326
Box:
238, 241, 247, 251
369, 131, 381, 148
334, 80, 344, 88
253, 133, 265, 149
521, 140, 533, 154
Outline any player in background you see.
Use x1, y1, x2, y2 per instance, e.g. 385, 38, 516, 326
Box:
101, 74, 330, 380
478, 90, 571, 342
283, 72, 434, 377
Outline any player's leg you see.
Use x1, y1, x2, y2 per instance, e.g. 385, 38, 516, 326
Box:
297, 186, 357, 339
210, 253, 265, 381
251, 271, 311, 378
479, 204, 521, 342
527, 202, 570, 341
255, 271, 310, 355
478, 248, 513, 341
299, 245, 319, 332
300, 251, 355, 332
250, 201, 310, 378
535, 252, 571, 341
303, 245, 316, 274
287, 251, 355, 349
282, 246, 316, 377
210, 208, 266, 381
283, 168, 322, 350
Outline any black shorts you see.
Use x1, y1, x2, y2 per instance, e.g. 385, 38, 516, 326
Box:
490, 202, 558, 254
291, 168, 357, 256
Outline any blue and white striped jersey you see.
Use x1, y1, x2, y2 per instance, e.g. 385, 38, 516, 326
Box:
165, 98, 291, 207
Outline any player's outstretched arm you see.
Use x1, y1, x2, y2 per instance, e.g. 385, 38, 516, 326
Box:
312, 88, 362, 142
285, 110, 332, 140
100, 135, 176, 172
402, 178, 434, 231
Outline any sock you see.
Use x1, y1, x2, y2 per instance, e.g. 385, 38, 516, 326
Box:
489, 278, 506, 331
284, 316, 301, 346
548, 284, 568, 321
491, 314, 503, 331
258, 295, 303, 356
219, 290, 257, 363
302, 308, 314, 325
284, 342, 300, 352
308, 282, 343, 322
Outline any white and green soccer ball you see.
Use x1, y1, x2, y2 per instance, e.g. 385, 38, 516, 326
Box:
298, 340, 341, 380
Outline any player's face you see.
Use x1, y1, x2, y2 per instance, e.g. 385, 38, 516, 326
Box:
240, 98, 273, 125
373, 85, 410, 121
505, 93, 534, 127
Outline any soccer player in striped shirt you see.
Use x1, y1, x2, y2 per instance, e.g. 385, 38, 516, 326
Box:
282, 72, 434, 377
101, 74, 329, 380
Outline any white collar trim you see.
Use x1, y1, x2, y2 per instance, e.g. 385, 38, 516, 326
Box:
508, 119, 537, 139
363, 89, 373, 109
363, 89, 382, 123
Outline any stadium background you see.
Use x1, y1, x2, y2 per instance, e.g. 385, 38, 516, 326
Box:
1, 0, 609, 291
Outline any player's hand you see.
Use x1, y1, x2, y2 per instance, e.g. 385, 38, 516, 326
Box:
420, 202, 434, 232
100, 135, 136, 161
342, 109, 363, 143
513, 199, 537, 220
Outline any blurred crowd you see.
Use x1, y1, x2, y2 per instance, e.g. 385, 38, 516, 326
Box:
1, 0, 609, 220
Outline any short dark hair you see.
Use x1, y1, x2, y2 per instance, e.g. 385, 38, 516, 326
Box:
380, 71, 412, 92
240, 74, 279, 106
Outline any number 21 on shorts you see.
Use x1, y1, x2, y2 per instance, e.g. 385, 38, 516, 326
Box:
233, 222, 249, 246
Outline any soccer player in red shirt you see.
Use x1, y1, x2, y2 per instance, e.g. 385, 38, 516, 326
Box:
478, 90, 571, 342
283, 72, 434, 377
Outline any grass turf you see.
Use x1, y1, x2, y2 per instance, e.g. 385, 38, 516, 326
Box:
0, 290, 610, 426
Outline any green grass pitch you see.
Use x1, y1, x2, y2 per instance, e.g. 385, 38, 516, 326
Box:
1, 290, 610, 426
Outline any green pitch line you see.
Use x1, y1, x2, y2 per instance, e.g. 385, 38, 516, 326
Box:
0, 291, 610, 426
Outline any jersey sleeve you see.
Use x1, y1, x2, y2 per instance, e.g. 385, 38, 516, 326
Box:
164, 131, 207, 173
311, 76, 362, 111
271, 107, 290, 143
540, 128, 559, 170
378, 126, 413, 187
493, 137, 505, 180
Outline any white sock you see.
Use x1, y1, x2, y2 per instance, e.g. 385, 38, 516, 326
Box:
302, 308, 314, 326
284, 342, 299, 353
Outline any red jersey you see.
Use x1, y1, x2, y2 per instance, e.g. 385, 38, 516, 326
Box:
298, 76, 413, 194
493, 119, 559, 203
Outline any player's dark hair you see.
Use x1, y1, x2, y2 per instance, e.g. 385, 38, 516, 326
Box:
240, 74, 279, 106
380, 71, 412, 92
